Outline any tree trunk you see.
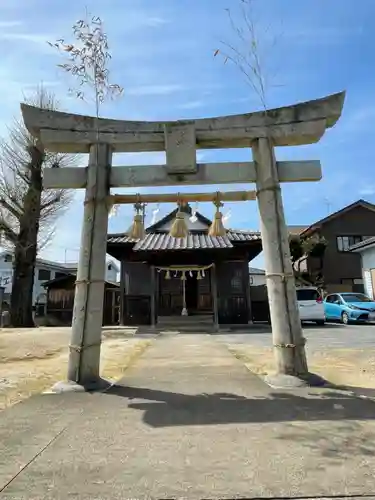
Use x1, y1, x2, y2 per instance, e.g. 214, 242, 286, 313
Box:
10, 146, 44, 327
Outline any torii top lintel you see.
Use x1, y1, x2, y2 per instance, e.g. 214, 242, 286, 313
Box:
21, 91, 345, 154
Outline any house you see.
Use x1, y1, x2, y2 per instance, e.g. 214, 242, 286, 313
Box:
249, 267, 266, 287
0, 251, 120, 308
0, 252, 71, 307
289, 199, 375, 293
61, 259, 119, 283
106, 204, 263, 326
42, 274, 120, 326
350, 237, 375, 299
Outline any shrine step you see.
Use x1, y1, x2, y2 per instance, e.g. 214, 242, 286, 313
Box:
156, 315, 214, 332
157, 315, 213, 323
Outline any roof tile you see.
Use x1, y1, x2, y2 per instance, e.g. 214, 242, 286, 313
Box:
107, 230, 261, 250
133, 232, 234, 251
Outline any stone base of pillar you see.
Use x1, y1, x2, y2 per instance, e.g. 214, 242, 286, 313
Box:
264, 372, 327, 389
50, 378, 112, 394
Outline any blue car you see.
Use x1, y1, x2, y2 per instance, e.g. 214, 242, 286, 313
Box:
324, 293, 375, 324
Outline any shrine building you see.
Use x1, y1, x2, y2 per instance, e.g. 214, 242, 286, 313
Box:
106, 204, 262, 328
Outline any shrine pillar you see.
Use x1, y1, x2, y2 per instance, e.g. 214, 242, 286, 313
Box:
253, 138, 308, 385
66, 143, 112, 389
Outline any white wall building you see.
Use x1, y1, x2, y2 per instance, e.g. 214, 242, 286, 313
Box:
61, 261, 119, 283
350, 237, 375, 299
249, 267, 266, 287
0, 251, 119, 306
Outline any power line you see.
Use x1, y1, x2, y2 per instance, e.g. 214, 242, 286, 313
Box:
45, 244, 80, 251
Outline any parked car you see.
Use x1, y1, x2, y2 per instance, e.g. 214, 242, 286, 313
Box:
324, 293, 375, 324
296, 287, 325, 325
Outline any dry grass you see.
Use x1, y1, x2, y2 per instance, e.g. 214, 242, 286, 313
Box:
100, 337, 151, 382
0, 327, 151, 411
229, 344, 375, 390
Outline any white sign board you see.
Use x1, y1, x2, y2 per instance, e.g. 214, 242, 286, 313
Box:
0, 271, 12, 294
364, 270, 374, 299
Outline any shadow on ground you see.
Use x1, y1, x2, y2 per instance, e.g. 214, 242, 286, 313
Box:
106, 384, 375, 428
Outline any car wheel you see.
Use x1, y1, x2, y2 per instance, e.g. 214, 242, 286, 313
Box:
342, 312, 349, 325
315, 320, 325, 326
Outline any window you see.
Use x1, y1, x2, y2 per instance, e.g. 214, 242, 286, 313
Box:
107, 264, 112, 271
230, 269, 243, 292
325, 295, 336, 303
38, 269, 51, 281
296, 289, 320, 301
337, 235, 373, 252
326, 294, 342, 304
342, 293, 372, 303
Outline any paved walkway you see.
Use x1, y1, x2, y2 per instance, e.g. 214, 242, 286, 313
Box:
1, 333, 375, 499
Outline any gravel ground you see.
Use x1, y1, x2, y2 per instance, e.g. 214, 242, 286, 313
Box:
0, 326, 153, 411
213, 322, 375, 349
212, 322, 375, 394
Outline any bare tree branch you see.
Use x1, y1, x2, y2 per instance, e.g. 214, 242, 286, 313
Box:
0, 86, 78, 252
0, 85, 81, 326
214, 0, 283, 110
0, 214, 18, 246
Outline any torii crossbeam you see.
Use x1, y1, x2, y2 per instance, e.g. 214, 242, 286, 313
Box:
21, 90, 345, 391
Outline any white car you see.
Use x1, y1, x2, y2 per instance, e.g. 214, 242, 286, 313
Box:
296, 287, 325, 325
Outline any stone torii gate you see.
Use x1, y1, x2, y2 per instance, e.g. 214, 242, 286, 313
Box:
21, 91, 345, 390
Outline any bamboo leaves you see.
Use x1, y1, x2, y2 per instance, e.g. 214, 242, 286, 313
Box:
49, 13, 123, 111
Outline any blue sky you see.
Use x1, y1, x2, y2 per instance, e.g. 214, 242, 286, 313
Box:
0, 0, 374, 268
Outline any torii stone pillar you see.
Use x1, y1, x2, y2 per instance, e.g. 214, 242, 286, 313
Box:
67, 143, 112, 388
253, 138, 308, 383
21, 91, 345, 390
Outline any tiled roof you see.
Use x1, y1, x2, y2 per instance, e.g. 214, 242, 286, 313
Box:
226, 230, 261, 242
108, 230, 260, 252
107, 234, 139, 244
133, 233, 233, 251
42, 273, 120, 288
107, 230, 261, 251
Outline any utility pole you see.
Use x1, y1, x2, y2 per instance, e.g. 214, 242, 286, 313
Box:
324, 198, 332, 215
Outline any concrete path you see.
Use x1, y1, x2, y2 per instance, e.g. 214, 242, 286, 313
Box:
1, 333, 375, 499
